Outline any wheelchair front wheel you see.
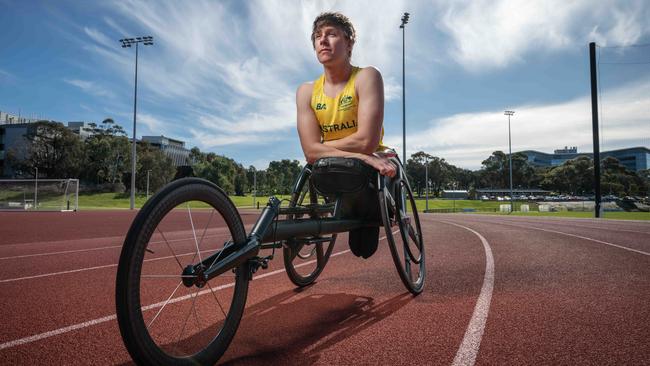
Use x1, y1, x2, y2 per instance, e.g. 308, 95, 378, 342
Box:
379, 176, 426, 295
116, 178, 250, 365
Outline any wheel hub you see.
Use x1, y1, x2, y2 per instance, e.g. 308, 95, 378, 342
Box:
182, 264, 207, 288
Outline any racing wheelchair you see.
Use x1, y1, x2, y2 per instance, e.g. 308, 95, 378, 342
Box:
115, 156, 424, 365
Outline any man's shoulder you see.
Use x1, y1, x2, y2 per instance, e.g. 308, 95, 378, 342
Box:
357, 66, 382, 78
355, 66, 383, 85
355, 66, 383, 92
296, 81, 315, 103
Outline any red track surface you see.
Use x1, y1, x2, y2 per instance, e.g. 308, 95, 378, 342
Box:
1, 210, 649, 365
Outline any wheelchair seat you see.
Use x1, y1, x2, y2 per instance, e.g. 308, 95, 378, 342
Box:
310, 157, 378, 197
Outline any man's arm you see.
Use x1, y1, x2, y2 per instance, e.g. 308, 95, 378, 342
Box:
296, 82, 395, 176
322, 67, 384, 154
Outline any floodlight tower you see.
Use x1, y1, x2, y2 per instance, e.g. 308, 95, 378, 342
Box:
504, 110, 515, 213
400, 12, 410, 162
120, 36, 154, 210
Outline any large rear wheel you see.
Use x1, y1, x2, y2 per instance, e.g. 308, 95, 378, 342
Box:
379, 175, 425, 295
116, 178, 250, 365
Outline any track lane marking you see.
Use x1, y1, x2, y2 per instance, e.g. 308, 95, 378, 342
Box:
506, 223, 650, 256
483, 217, 650, 235
437, 221, 494, 366
449, 217, 650, 256
0, 233, 395, 351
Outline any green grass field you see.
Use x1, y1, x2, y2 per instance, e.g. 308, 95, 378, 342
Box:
413, 198, 649, 220
77, 192, 292, 210
74, 193, 649, 220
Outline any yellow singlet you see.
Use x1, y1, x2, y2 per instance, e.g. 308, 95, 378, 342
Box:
311, 66, 386, 151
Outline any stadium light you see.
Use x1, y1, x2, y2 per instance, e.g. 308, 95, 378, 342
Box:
119, 36, 154, 209
399, 12, 409, 162
504, 110, 515, 213
424, 155, 429, 212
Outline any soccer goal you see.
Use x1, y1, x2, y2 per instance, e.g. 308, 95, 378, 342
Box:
0, 179, 79, 211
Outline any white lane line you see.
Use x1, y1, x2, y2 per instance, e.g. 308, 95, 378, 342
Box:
506, 223, 650, 256
0, 314, 118, 351
0, 233, 399, 351
0, 249, 211, 284
0, 233, 227, 261
439, 221, 495, 366
0, 245, 123, 260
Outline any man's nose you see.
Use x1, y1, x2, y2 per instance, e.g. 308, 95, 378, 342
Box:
319, 36, 329, 46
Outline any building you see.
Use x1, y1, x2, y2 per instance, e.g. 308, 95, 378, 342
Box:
141, 135, 190, 167
0, 110, 40, 125
0, 122, 43, 177
67, 122, 97, 140
441, 190, 469, 199
519, 146, 650, 172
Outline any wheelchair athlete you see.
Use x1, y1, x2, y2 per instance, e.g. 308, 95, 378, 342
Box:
297, 12, 397, 259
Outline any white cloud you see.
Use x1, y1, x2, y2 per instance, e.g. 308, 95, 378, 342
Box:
84, 27, 115, 49
63, 78, 115, 98
436, 0, 650, 70
137, 113, 170, 134
387, 78, 650, 169
70, 0, 648, 162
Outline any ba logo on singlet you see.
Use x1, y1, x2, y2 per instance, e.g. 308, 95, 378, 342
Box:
338, 95, 353, 110
316, 103, 327, 110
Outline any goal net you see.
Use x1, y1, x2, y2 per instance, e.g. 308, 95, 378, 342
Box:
0, 179, 79, 211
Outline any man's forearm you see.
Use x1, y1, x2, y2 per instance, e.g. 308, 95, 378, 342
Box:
323, 133, 376, 154
303, 142, 368, 164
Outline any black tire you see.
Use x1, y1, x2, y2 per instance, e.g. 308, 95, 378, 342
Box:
379, 175, 426, 295
116, 178, 250, 365
282, 168, 336, 287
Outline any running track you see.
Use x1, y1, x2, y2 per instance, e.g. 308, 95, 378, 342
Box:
0, 211, 648, 365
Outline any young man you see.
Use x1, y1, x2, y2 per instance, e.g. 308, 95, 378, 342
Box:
296, 12, 395, 258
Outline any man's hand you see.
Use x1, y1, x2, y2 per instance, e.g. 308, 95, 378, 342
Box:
360, 154, 396, 178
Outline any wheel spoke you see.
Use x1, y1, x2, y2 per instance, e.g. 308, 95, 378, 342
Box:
156, 228, 185, 271
147, 280, 184, 330
191, 288, 202, 330
187, 204, 203, 264
207, 281, 228, 319
197, 209, 216, 252
173, 288, 200, 355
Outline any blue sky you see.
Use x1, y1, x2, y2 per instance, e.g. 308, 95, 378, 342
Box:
1, 0, 649, 170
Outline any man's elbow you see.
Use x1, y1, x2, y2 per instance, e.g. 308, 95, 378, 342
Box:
359, 137, 379, 155
304, 149, 319, 164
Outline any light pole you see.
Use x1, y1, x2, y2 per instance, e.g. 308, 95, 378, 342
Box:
504, 110, 515, 213
120, 36, 154, 210
252, 168, 257, 208
34, 167, 38, 210
399, 12, 410, 162
424, 156, 429, 212
146, 169, 151, 199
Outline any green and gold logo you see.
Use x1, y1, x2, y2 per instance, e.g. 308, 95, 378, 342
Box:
338, 95, 353, 110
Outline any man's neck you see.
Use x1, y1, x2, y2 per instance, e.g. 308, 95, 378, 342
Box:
323, 62, 353, 85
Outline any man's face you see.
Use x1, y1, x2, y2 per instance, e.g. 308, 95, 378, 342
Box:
313, 25, 351, 65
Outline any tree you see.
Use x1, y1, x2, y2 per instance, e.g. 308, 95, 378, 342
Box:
80, 118, 130, 187
479, 151, 508, 188
405, 151, 433, 196
6, 121, 83, 178
601, 157, 645, 196
135, 142, 176, 194
266, 160, 302, 195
